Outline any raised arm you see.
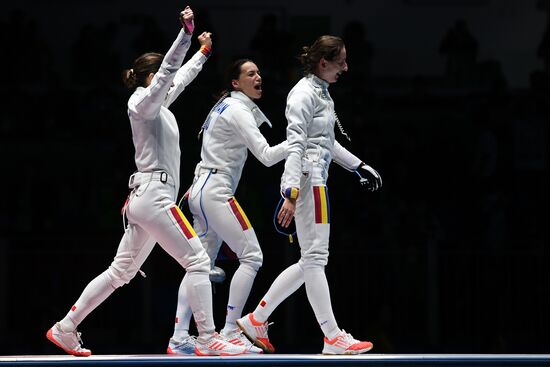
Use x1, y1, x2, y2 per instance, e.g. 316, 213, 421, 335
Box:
129, 7, 193, 120
164, 31, 213, 107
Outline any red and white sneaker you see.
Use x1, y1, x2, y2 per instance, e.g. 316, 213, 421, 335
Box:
194, 333, 247, 356
236, 313, 274, 353
322, 330, 373, 355
220, 328, 263, 354
46, 323, 91, 357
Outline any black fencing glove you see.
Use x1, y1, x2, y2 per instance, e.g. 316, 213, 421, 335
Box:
355, 163, 382, 192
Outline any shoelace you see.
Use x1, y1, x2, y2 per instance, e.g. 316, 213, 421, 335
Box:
75, 331, 87, 350
339, 330, 359, 344
259, 321, 274, 333
178, 335, 197, 345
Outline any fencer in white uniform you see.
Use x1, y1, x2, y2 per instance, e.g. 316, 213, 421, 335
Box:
237, 36, 382, 355
167, 59, 288, 355
46, 8, 246, 357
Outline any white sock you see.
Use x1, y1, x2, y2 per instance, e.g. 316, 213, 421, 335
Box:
254, 263, 304, 322
59, 271, 116, 332
172, 274, 193, 341
185, 272, 215, 342
222, 264, 257, 332
304, 266, 340, 339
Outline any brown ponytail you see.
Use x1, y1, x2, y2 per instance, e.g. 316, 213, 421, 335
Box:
299, 35, 344, 76
121, 52, 164, 90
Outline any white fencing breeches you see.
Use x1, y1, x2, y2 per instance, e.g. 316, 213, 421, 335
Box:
173, 170, 263, 336
61, 176, 214, 336
253, 169, 340, 339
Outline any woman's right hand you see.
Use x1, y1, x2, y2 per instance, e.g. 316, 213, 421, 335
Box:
277, 198, 296, 228
180, 6, 194, 33
198, 32, 213, 48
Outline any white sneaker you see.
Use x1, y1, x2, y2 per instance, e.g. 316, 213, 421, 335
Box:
194, 333, 247, 356
236, 313, 274, 353
220, 328, 263, 354
167, 335, 197, 355
322, 329, 373, 355
46, 323, 91, 357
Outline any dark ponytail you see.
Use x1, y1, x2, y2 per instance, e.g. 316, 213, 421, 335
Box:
122, 52, 164, 90
214, 58, 253, 99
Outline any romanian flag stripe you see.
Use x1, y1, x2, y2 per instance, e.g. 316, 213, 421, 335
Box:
325, 186, 331, 222
170, 206, 197, 239
314, 186, 321, 222
285, 187, 299, 199
313, 186, 330, 224
229, 197, 252, 231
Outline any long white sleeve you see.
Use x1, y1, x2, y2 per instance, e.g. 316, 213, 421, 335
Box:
129, 28, 192, 121
164, 50, 208, 108
282, 89, 314, 189
332, 140, 362, 171
197, 91, 286, 189
231, 105, 288, 167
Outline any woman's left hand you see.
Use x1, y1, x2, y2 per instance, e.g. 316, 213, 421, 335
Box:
198, 32, 213, 48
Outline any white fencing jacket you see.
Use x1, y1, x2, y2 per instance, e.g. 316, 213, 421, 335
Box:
196, 90, 288, 190
282, 74, 362, 193
127, 28, 208, 189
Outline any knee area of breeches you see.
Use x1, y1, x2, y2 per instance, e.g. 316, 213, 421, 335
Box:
239, 249, 263, 271
237, 262, 261, 278
106, 266, 135, 289
299, 254, 328, 268
185, 253, 211, 274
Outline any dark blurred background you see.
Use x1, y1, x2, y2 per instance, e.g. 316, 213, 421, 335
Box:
1, 0, 549, 356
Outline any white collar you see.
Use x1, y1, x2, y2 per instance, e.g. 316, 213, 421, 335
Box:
307, 74, 329, 89
230, 91, 272, 128
306, 74, 330, 99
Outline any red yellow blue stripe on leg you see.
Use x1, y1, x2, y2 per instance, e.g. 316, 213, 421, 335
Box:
313, 186, 330, 224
